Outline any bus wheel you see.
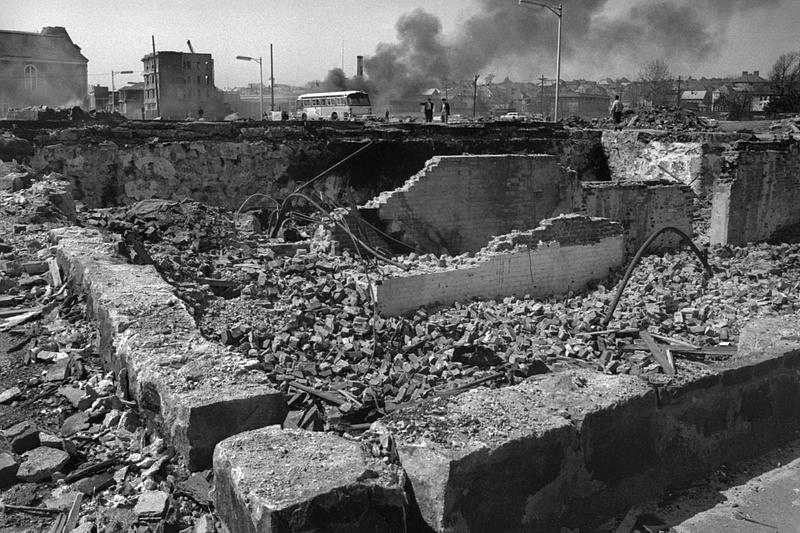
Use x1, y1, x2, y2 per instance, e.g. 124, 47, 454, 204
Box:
301, 113, 307, 121
330, 112, 338, 120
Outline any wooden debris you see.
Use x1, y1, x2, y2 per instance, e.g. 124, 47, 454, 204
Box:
639, 331, 676, 376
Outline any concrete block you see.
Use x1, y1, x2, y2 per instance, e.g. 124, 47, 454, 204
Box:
213, 426, 406, 533
17, 446, 70, 482
382, 341, 800, 531
51, 227, 287, 470
0, 453, 19, 488
2, 421, 40, 454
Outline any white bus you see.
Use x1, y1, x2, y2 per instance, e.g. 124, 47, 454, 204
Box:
296, 91, 373, 120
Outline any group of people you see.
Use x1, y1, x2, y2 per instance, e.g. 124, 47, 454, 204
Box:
421, 97, 451, 123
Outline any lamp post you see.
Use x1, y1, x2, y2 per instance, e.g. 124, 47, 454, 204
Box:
237, 45, 274, 119
111, 70, 133, 113
519, 0, 562, 121
237, 55, 263, 119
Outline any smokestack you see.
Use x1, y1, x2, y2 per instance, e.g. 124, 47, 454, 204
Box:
356, 56, 364, 77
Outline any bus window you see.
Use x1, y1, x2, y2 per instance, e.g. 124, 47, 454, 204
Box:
346, 93, 371, 106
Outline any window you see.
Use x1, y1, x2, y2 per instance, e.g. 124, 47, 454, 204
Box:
197, 76, 201, 84
205, 75, 210, 85
23, 64, 38, 92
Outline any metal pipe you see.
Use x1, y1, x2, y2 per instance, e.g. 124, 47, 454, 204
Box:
602, 227, 713, 327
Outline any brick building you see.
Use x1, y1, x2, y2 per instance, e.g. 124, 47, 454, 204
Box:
0, 26, 88, 116
141, 50, 226, 120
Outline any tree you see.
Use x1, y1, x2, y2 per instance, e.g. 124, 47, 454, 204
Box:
638, 58, 673, 107
766, 51, 800, 113
716, 89, 751, 120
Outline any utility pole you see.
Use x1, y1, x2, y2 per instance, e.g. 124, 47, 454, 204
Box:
676, 75, 682, 108
540, 75, 546, 116
270, 43, 275, 112
151, 36, 160, 118
472, 74, 479, 118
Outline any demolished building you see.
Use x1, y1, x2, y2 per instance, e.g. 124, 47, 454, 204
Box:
1, 115, 800, 532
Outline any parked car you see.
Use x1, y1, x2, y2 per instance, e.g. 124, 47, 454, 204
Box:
499, 112, 525, 121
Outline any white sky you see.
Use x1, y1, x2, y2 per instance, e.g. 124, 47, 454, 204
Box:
2, 0, 798, 89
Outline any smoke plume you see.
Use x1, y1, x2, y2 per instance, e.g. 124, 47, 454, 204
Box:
362, 0, 784, 101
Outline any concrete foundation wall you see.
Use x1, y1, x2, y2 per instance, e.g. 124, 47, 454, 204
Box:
601, 130, 733, 194
386, 315, 800, 531
21, 124, 606, 210
367, 155, 579, 255
580, 181, 695, 256
375, 215, 624, 316
710, 141, 800, 246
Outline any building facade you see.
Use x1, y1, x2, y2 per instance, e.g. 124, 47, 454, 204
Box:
141, 50, 225, 120
0, 26, 88, 116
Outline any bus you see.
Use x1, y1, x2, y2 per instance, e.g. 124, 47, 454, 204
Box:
296, 91, 373, 121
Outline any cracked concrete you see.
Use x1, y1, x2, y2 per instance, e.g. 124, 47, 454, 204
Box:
50, 227, 287, 470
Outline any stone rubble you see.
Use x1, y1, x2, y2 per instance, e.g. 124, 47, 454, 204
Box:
2, 130, 800, 532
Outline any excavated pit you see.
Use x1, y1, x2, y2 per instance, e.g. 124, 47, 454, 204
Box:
4, 120, 800, 531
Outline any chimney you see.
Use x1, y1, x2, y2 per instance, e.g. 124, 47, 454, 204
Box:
754, 70, 760, 77
356, 56, 364, 78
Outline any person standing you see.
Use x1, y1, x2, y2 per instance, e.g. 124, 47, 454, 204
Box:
440, 98, 451, 124
610, 95, 623, 130
422, 97, 434, 123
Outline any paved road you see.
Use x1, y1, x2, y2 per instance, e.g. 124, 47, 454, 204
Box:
624, 438, 800, 533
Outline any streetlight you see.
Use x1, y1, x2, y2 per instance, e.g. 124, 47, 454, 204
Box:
111, 70, 133, 113
236, 55, 263, 119
519, 0, 562, 121
237, 45, 274, 119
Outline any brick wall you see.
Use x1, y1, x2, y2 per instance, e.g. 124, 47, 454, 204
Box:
365, 155, 580, 255
580, 181, 694, 257
710, 141, 800, 246
375, 214, 624, 316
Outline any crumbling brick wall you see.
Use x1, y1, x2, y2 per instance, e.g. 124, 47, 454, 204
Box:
375, 214, 624, 316
365, 155, 580, 255
579, 181, 694, 257
710, 140, 800, 246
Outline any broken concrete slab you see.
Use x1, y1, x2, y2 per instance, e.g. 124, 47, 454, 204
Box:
134, 490, 170, 519
17, 446, 70, 482
2, 421, 40, 454
382, 334, 800, 532
0, 386, 22, 404
51, 227, 287, 470
213, 426, 406, 533
0, 452, 19, 487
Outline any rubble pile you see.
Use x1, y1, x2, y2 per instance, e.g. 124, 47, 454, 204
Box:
769, 115, 800, 137
0, 176, 221, 532
568, 106, 720, 132
84, 202, 800, 434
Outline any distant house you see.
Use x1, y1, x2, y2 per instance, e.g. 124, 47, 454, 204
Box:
0, 26, 88, 115
141, 50, 226, 120
89, 85, 109, 112
680, 90, 711, 112
119, 82, 144, 120
731, 71, 774, 112
541, 86, 609, 118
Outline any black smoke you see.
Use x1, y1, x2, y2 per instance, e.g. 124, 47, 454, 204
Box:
362, 0, 785, 100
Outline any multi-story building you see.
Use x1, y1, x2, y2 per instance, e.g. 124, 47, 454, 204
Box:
141, 50, 225, 120
0, 26, 88, 115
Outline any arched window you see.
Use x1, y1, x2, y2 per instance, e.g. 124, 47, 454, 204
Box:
24, 64, 38, 92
